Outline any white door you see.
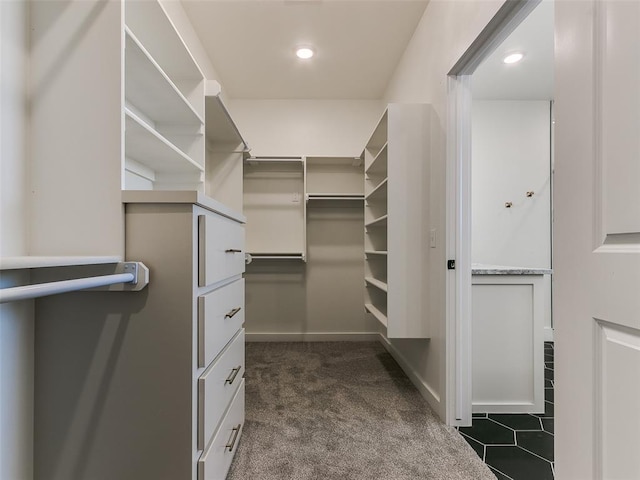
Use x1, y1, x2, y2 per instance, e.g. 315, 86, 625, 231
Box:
554, 1, 640, 478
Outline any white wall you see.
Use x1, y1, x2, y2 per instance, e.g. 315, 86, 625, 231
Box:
472, 100, 551, 268
0, 1, 34, 479
382, 0, 503, 421
226, 99, 385, 157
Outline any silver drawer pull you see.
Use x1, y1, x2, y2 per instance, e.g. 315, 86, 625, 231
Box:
225, 424, 242, 452
225, 307, 242, 319
225, 249, 242, 253
225, 366, 242, 385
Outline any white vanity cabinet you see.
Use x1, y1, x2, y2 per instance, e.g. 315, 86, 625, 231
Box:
471, 265, 551, 414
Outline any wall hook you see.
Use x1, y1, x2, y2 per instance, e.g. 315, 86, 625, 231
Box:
526, 191, 534, 197
505, 202, 513, 208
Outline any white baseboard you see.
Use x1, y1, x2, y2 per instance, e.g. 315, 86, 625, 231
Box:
544, 327, 554, 342
246, 332, 380, 342
376, 334, 442, 412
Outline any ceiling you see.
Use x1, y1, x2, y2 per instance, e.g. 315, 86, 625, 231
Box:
181, 0, 553, 101
472, 0, 554, 100
181, 0, 430, 100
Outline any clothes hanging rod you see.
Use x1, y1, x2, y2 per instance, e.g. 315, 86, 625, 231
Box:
0, 262, 149, 303
245, 157, 304, 163
248, 254, 306, 260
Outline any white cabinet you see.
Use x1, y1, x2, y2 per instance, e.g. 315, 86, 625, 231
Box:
363, 104, 432, 338
471, 267, 549, 414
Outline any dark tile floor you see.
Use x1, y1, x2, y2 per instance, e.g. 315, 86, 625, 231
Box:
458, 342, 555, 480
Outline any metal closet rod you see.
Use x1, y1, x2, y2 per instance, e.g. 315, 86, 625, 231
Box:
245, 157, 303, 163
0, 262, 149, 303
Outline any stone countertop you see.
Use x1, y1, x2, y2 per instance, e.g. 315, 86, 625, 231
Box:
471, 264, 553, 275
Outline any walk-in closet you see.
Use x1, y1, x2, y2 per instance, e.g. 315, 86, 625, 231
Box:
8, 1, 615, 480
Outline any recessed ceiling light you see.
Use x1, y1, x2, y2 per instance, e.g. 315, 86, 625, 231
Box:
295, 47, 315, 59
503, 52, 524, 64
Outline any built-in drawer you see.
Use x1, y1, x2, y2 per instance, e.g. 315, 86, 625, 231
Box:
198, 329, 245, 450
198, 212, 245, 287
198, 278, 244, 368
198, 380, 245, 480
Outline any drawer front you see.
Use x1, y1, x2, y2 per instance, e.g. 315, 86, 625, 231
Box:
198, 329, 245, 450
198, 380, 245, 480
198, 278, 245, 368
198, 213, 245, 287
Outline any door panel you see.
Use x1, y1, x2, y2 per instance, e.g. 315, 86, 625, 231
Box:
600, 2, 640, 235
555, 1, 640, 478
596, 322, 640, 479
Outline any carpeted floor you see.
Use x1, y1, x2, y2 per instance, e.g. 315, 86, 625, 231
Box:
227, 342, 496, 480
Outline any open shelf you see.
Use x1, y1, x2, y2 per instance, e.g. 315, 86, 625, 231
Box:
365, 250, 388, 256
205, 82, 249, 152
125, 0, 204, 115
125, 109, 204, 174
365, 277, 388, 293
366, 143, 388, 176
365, 215, 388, 228
365, 303, 388, 328
366, 110, 388, 155
125, 28, 204, 127
365, 178, 388, 201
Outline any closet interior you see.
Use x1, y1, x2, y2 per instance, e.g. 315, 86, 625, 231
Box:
2, 2, 435, 479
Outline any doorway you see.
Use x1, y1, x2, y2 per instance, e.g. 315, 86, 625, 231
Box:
446, 0, 555, 478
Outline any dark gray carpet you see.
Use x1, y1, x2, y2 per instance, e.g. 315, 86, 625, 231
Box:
227, 342, 496, 480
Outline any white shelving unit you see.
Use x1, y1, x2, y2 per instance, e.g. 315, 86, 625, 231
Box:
28, 0, 247, 257
363, 104, 432, 338
123, 8, 206, 191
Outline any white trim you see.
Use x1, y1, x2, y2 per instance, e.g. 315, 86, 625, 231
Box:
445, 0, 543, 428
245, 332, 379, 342
446, 74, 473, 427
377, 334, 441, 409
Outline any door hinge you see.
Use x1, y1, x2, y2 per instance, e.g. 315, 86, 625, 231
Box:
447, 259, 456, 270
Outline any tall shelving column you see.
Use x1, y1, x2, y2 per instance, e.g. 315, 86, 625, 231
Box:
363, 104, 432, 339
124, 0, 206, 191
364, 112, 389, 328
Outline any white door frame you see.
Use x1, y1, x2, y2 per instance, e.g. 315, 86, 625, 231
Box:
445, 0, 542, 426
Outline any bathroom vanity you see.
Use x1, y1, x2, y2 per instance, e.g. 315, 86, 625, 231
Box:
471, 265, 552, 414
